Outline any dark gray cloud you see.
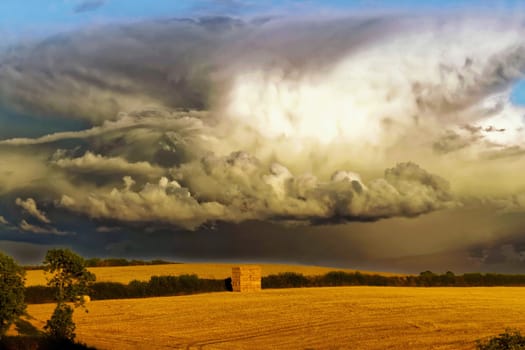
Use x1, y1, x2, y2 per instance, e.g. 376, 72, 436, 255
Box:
15, 197, 50, 223
18, 220, 69, 236
3, 15, 524, 125
0, 19, 227, 123
468, 235, 525, 273
433, 130, 479, 154
0, 240, 58, 265
1, 14, 525, 271
481, 145, 525, 160
74, 0, 106, 13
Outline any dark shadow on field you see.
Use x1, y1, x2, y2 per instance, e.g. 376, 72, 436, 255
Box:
15, 316, 42, 337
0, 336, 98, 350
224, 277, 233, 292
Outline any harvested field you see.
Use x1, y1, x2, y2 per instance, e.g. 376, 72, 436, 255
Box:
24, 263, 401, 286
25, 286, 525, 349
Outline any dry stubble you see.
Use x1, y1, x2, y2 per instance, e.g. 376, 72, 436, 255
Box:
26, 286, 525, 350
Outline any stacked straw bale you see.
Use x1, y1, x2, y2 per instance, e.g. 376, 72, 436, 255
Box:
232, 265, 261, 292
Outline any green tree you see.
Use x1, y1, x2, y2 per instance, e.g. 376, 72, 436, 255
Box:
43, 249, 95, 341
0, 252, 26, 339
477, 329, 525, 349
44, 303, 76, 341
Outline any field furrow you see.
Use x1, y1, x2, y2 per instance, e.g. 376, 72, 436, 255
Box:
25, 287, 525, 349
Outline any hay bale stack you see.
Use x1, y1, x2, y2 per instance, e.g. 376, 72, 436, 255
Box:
232, 265, 261, 292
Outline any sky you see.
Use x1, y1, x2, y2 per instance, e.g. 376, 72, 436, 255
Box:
1, 1, 525, 273
1, 1, 524, 41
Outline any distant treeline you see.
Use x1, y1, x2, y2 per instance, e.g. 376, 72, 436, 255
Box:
24, 270, 525, 304
84, 258, 176, 267
262, 270, 525, 288
24, 258, 176, 270
25, 275, 224, 304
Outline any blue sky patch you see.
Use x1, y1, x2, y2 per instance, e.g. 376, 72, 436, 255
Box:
511, 79, 525, 106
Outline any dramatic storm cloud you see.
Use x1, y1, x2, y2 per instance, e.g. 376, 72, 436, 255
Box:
2, 9, 525, 271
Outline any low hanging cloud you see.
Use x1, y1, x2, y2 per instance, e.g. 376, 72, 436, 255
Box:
173, 153, 454, 223
0, 106, 457, 231
0, 109, 213, 167
51, 151, 166, 180
19, 220, 69, 236
15, 198, 51, 224
57, 151, 454, 229
59, 176, 229, 230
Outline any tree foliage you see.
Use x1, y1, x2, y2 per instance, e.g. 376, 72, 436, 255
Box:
43, 303, 76, 341
43, 249, 95, 341
0, 252, 26, 338
43, 249, 95, 308
477, 329, 525, 350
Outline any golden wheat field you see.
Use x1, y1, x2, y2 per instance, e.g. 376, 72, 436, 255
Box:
25, 286, 525, 350
24, 263, 401, 286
